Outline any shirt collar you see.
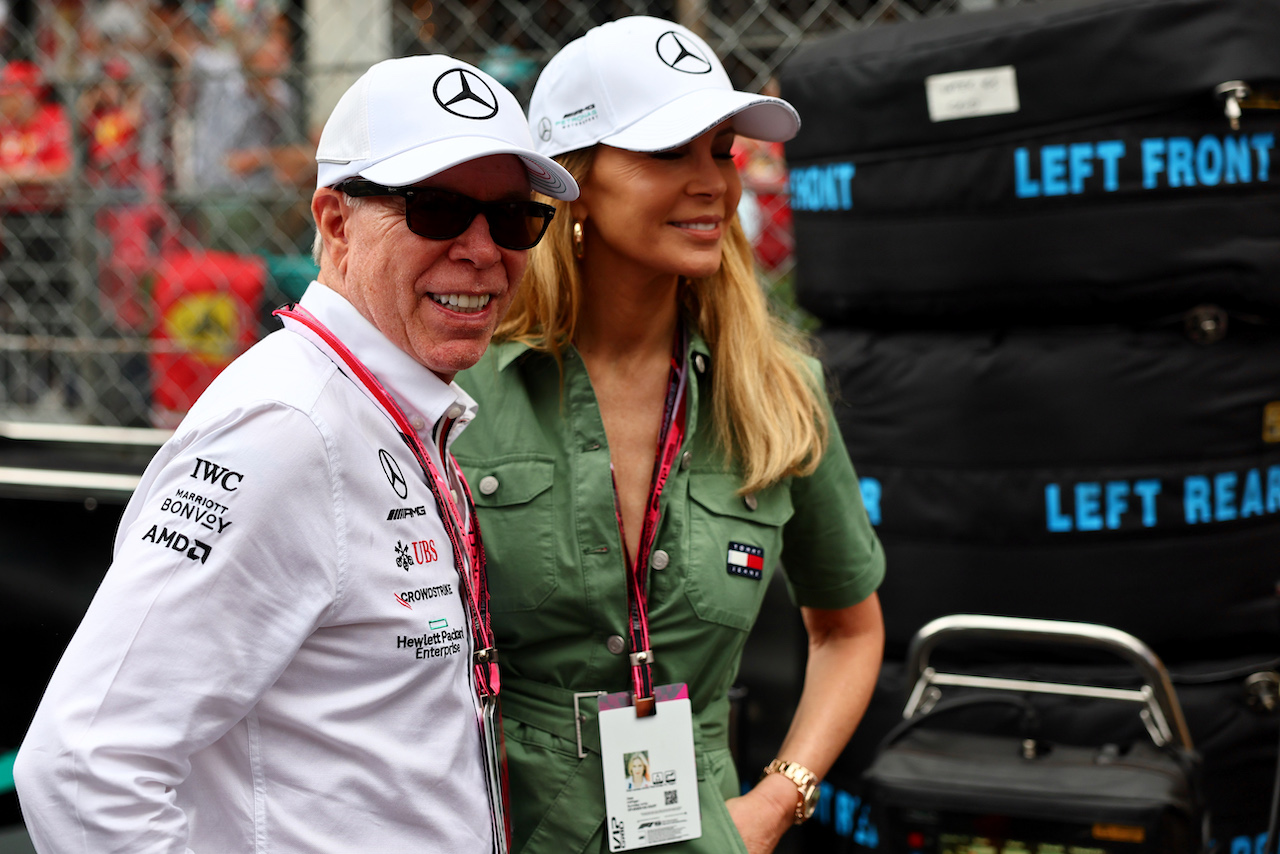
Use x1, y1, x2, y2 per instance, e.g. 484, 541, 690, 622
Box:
491, 338, 533, 372
299, 281, 478, 439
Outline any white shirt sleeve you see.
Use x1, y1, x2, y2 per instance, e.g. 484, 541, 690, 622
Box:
15, 402, 341, 854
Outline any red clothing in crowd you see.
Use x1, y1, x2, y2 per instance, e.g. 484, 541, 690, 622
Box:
81, 72, 172, 331
0, 101, 71, 174
0, 101, 71, 211
732, 138, 793, 272
87, 103, 141, 187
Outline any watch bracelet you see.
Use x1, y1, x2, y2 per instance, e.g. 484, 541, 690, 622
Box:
760, 758, 819, 824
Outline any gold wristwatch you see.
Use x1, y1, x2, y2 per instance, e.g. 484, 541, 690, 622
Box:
761, 758, 820, 824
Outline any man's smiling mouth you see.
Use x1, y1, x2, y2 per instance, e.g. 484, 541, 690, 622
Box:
430, 293, 491, 313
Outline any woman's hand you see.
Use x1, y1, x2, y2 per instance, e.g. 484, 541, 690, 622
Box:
724, 773, 800, 854
725, 595, 884, 853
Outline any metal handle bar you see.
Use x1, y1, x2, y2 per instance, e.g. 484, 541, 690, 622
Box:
903, 614, 1194, 751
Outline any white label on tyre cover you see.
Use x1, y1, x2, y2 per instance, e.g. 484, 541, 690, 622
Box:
925, 65, 1020, 122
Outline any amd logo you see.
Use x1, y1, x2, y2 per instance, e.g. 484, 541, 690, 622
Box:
141, 524, 212, 564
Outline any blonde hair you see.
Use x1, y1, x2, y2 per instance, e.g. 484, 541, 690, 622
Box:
496, 148, 829, 494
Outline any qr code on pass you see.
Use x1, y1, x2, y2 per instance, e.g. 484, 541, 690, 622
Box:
664, 790, 678, 805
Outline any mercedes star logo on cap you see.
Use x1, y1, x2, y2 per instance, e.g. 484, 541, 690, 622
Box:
433, 68, 499, 119
538, 117, 553, 142
379, 449, 409, 499
655, 31, 713, 74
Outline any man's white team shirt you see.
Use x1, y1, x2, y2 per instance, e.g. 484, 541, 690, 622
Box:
16, 282, 493, 853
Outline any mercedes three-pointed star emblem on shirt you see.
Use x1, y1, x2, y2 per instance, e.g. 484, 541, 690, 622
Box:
433, 68, 499, 119
380, 448, 409, 499
655, 31, 713, 74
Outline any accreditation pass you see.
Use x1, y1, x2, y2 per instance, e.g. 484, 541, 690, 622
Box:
598, 683, 702, 851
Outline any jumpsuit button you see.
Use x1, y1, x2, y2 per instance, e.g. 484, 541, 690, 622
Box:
445, 403, 465, 420
693, 354, 707, 374
606, 635, 628, 655
680, 451, 691, 470
478, 476, 499, 496
744, 493, 758, 511
409, 414, 427, 432
650, 549, 670, 571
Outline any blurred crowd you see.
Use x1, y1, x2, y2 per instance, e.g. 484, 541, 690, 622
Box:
0, 0, 315, 334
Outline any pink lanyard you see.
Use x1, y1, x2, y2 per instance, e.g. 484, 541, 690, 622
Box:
274, 304, 499, 699
611, 326, 689, 716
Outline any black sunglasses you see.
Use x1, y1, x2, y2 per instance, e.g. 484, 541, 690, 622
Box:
337, 179, 556, 250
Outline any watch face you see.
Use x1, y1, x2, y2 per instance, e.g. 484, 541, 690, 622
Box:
801, 784, 821, 818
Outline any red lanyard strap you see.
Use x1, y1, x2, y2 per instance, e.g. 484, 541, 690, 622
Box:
613, 326, 689, 717
274, 304, 499, 698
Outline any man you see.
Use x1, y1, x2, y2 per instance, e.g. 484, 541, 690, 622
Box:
0, 60, 71, 407
0, 60, 70, 191
0, 58, 70, 286
15, 55, 577, 853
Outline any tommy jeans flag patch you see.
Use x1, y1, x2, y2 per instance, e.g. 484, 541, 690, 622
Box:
726, 542, 764, 580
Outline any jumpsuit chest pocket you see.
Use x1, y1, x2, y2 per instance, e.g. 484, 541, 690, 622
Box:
684, 473, 793, 631
462, 454, 559, 611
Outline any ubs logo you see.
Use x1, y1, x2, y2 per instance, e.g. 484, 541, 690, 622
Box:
433, 68, 499, 120
380, 449, 408, 499
655, 31, 713, 75
538, 117, 552, 142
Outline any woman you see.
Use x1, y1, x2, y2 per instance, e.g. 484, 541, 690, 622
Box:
626, 753, 651, 790
454, 16, 885, 854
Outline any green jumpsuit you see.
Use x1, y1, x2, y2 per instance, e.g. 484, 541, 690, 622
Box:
454, 332, 885, 854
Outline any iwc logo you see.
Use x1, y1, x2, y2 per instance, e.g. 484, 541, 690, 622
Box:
538, 117, 553, 142
433, 68, 499, 119
380, 449, 408, 499
655, 31, 713, 75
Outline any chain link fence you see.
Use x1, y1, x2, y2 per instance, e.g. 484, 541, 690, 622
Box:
0, 0, 1017, 428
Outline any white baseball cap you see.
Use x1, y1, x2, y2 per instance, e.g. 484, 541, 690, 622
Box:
316, 55, 578, 200
528, 16, 800, 159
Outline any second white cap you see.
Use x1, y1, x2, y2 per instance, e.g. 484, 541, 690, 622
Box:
528, 16, 800, 159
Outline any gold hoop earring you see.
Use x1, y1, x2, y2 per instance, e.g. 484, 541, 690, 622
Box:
572, 220, 585, 260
